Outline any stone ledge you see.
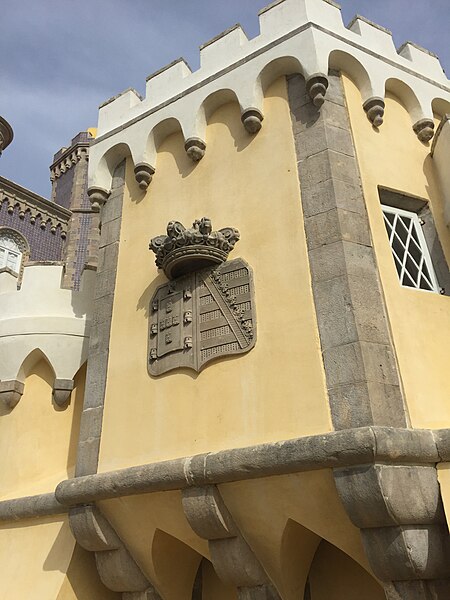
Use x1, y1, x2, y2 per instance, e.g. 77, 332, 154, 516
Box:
0, 426, 447, 522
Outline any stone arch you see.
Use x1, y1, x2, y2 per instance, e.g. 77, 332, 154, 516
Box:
328, 50, 373, 99
147, 116, 187, 168
257, 55, 304, 95
91, 142, 134, 193
384, 77, 423, 123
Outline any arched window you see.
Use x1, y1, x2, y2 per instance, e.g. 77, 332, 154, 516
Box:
0, 229, 28, 275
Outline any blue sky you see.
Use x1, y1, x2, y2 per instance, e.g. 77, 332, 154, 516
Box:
1, 0, 448, 197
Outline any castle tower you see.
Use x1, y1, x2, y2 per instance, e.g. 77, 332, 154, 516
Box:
50, 129, 100, 289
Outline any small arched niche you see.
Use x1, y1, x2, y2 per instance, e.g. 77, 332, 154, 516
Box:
305, 540, 384, 600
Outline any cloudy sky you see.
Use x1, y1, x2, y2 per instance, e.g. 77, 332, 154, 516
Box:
1, 0, 448, 198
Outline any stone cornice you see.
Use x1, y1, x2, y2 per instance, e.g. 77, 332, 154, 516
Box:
0, 426, 448, 523
0, 176, 71, 233
49, 132, 91, 182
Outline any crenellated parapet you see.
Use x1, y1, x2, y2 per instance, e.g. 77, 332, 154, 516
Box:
0, 264, 94, 410
87, 0, 450, 198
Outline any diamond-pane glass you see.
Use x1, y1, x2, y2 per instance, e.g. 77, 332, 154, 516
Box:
382, 205, 438, 293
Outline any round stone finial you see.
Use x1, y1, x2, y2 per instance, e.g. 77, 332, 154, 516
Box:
413, 119, 435, 143
88, 186, 110, 212
363, 97, 385, 128
134, 163, 155, 190
0, 116, 14, 156
184, 137, 206, 162
241, 108, 264, 134
306, 74, 329, 108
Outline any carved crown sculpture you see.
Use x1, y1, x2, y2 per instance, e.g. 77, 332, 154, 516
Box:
149, 217, 240, 279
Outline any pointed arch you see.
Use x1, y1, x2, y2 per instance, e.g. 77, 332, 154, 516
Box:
17, 348, 56, 384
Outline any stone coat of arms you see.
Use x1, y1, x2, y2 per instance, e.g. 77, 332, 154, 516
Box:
148, 218, 256, 375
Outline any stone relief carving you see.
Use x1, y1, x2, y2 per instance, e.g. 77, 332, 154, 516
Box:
148, 218, 256, 375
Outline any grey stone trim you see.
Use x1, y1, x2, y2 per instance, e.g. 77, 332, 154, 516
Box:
55, 427, 442, 507
0, 426, 448, 522
200, 24, 245, 51
347, 15, 392, 36
92, 22, 450, 147
0, 492, 67, 522
53, 378, 74, 407
335, 464, 450, 592
69, 505, 161, 597
288, 72, 407, 430
99, 88, 143, 110
0, 379, 24, 409
398, 41, 440, 60
146, 58, 191, 82
182, 485, 281, 598
75, 162, 125, 478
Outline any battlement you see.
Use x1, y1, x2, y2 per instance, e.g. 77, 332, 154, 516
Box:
89, 0, 450, 192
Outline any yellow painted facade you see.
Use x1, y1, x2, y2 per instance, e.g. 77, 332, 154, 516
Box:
343, 75, 450, 429
98, 78, 332, 473
1, 4, 450, 598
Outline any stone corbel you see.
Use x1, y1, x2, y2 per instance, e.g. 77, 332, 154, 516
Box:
413, 118, 435, 143
0, 380, 24, 409
53, 379, 74, 407
69, 505, 162, 598
334, 464, 450, 597
88, 187, 111, 212
134, 163, 155, 190
241, 108, 264, 134
363, 97, 385, 127
182, 485, 280, 599
184, 137, 206, 162
306, 74, 329, 107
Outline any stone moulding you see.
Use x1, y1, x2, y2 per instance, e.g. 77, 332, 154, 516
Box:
0, 426, 449, 523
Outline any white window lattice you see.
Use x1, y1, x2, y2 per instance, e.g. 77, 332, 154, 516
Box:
0, 235, 22, 274
382, 205, 439, 293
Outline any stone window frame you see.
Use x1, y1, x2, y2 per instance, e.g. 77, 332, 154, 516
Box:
378, 187, 450, 296
0, 227, 30, 287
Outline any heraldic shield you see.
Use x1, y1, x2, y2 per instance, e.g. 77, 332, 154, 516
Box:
148, 258, 256, 375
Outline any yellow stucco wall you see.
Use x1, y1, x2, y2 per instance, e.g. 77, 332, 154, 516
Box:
56, 543, 120, 600
0, 517, 74, 600
98, 77, 331, 473
0, 359, 86, 500
343, 75, 450, 429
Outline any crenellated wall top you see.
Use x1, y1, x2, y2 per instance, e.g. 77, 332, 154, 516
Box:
87, 0, 450, 194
